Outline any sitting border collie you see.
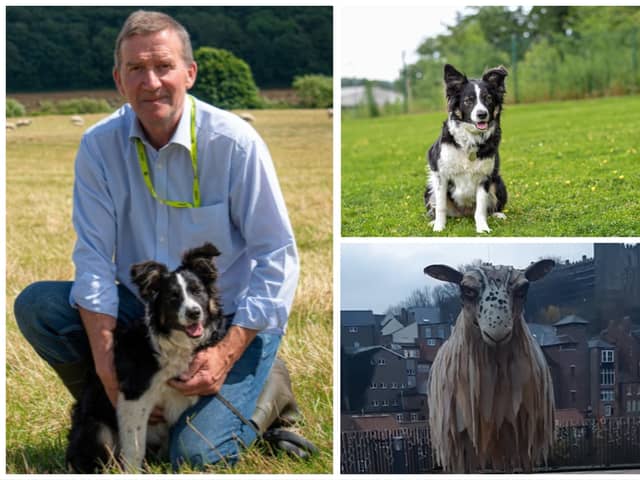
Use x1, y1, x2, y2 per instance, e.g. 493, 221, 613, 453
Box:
424, 64, 508, 233
66, 243, 229, 473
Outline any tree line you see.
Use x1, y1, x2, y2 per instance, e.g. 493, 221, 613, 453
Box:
403, 6, 640, 109
6, 6, 332, 92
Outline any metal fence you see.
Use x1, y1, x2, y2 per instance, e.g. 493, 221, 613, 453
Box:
341, 417, 640, 474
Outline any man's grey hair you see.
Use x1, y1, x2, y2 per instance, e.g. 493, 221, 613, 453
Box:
114, 10, 194, 70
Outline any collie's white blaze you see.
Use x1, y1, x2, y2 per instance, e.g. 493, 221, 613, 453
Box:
470, 83, 489, 125
176, 273, 203, 326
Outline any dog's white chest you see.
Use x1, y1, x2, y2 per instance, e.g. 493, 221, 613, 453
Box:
437, 144, 495, 206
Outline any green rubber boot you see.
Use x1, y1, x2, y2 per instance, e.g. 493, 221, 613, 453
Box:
251, 358, 318, 459
50, 360, 90, 401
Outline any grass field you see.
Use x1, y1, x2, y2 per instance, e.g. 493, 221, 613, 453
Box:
342, 96, 640, 236
5, 109, 333, 473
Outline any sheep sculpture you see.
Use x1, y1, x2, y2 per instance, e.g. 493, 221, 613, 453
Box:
424, 260, 556, 473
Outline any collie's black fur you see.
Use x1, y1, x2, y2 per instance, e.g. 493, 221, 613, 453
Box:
66, 243, 228, 473
425, 64, 508, 233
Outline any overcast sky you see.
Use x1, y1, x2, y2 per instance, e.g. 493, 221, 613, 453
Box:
341, 241, 596, 313
341, 5, 467, 82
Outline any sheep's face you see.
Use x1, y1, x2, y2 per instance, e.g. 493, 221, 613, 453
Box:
459, 266, 528, 346
424, 260, 555, 348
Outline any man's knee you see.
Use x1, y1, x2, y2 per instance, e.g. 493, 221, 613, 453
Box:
14, 281, 54, 339
14, 281, 84, 363
170, 429, 248, 470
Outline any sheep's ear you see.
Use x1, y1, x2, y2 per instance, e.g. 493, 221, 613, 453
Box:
525, 259, 555, 282
424, 264, 463, 284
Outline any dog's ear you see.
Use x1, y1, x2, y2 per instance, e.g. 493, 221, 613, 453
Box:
131, 261, 168, 301
482, 65, 508, 93
444, 64, 467, 92
181, 242, 221, 285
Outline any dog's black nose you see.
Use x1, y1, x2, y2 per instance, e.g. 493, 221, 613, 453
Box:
186, 306, 201, 320
476, 110, 488, 120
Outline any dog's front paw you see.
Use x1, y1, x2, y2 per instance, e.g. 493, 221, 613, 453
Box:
475, 219, 491, 233
430, 219, 446, 232
492, 212, 507, 220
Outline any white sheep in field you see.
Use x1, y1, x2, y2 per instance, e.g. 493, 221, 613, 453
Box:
237, 112, 255, 123
16, 119, 32, 127
424, 260, 556, 473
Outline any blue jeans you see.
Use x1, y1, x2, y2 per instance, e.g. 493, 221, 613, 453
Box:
14, 281, 281, 470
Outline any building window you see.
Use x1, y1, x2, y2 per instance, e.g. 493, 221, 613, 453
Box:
372, 400, 379, 407
396, 414, 403, 422
427, 339, 437, 346
570, 365, 576, 377
382, 400, 389, 407
370, 383, 377, 389
391, 382, 398, 389
600, 390, 615, 401
407, 369, 415, 376
601, 350, 614, 363
570, 390, 577, 403
604, 404, 613, 417
378, 359, 386, 366
424, 327, 432, 338
437, 326, 445, 338
348, 327, 358, 333
410, 413, 418, 422
392, 400, 399, 407
380, 382, 387, 389
600, 367, 615, 386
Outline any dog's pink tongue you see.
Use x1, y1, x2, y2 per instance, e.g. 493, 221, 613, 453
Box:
186, 323, 204, 337
477, 122, 488, 130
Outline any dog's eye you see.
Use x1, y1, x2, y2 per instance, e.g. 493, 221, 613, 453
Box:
190, 286, 203, 295
483, 95, 493, 105
463, 97, 474, 106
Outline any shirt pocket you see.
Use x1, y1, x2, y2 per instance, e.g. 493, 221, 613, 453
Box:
178, 202, 233, 273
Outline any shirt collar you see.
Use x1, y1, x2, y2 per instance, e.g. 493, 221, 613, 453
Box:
128, 97, 192, 152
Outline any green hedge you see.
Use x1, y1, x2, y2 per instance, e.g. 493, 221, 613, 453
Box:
292, 74, 333, 108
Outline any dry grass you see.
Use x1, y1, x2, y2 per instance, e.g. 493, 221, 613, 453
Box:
5, 109, 333, 474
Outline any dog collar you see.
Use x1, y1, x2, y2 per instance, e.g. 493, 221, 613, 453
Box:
135, 95, 200, 208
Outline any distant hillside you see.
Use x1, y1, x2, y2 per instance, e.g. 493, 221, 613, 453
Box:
6, 6, 332, 92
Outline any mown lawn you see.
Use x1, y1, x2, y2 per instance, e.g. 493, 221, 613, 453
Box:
342, 96, 640, 236
5, 109, 333, 474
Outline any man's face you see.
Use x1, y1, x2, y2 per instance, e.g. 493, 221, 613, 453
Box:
114, 29, 197, 138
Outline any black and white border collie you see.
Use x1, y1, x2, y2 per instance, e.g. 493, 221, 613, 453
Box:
425, 64, 509, 233
66, 243, 229, 473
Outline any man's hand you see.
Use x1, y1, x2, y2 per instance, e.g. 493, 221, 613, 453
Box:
169, 325, 257, 396
78, 307, 119, 407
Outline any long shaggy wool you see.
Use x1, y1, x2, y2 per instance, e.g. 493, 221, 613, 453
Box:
428, 310, 555, 472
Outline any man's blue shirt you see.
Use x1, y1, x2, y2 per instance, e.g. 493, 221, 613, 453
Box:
70, 96, 299, 334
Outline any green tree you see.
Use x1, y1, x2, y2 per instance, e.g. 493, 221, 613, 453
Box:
191, 47, 261, 110
292, 74, 332, 108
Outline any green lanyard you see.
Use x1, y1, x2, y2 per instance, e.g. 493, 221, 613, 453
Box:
135, 95, 200, 208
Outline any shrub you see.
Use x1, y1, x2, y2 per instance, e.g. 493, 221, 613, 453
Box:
54, 98, 111, 115
292, 74, 333, 108
6, 98, 26, 117
191, 47, 262, 110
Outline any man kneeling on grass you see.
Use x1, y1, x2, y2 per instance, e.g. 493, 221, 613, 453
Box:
15, 9, 310, 470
